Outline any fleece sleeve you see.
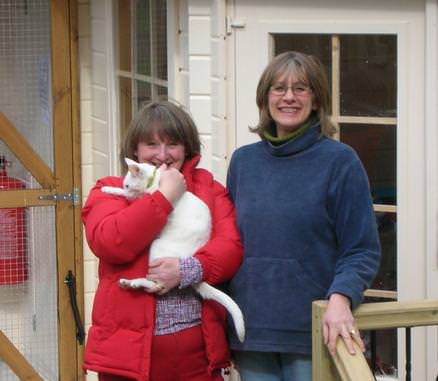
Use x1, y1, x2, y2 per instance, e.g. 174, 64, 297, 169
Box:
81, 177, 173, 264
326, 155, 381, 309
194, 181, 243, 285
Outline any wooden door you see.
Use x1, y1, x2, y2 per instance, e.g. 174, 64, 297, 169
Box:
0, 1, 83, 380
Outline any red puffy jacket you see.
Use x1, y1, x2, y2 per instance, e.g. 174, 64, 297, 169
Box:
81, 156, 243, 381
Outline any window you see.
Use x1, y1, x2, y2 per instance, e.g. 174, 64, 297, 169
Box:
274, 34, 397, 378
115, 0, 168, 136
274, 34, 397, 294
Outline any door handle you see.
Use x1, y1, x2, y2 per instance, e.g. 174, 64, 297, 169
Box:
65, 270, 85, 344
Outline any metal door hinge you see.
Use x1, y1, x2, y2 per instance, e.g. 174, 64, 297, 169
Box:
38, 187, 80, 206
226, 16, 246, 35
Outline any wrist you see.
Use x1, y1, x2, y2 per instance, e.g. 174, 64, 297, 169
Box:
179, 257, 203, 288
329, 293, 351, 307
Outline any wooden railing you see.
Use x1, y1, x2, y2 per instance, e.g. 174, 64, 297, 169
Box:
312, 299, 438, 381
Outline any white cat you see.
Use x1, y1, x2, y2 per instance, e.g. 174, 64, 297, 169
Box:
101, 158, 245, 342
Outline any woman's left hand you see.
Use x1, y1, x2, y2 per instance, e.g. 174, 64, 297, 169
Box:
322, 293, 365, 356
147, 257, 181, 295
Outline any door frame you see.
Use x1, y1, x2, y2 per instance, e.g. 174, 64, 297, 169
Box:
0, 1, 83, 379
52, 0, 84, 379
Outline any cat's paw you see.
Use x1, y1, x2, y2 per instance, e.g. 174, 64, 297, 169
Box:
119, 278, 133, 288
119, 278, 155, 290
131, 278, 155, 290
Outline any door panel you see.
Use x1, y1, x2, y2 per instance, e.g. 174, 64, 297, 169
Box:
0, 1, 82, 380
232, 0, 427, 379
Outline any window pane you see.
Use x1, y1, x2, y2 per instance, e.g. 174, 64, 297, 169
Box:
340, 124, 396, 205
374, 212, 397, 291
273, 34, 332, 87
136, 0, 151, 76
340, 35, 397, 117
156, 85, 167, 98
137, 80, 151, 110
153, 0, 167, 80
363, 329, 398, 378
117, 0, 131, 71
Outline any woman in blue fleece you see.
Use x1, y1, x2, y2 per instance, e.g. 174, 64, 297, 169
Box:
226, 51, 381, 381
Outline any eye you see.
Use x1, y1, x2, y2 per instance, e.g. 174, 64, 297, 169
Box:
271, 84, 286, 93
293, 83, 310, 95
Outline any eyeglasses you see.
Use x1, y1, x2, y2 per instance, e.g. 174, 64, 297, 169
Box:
269, 83, 312, 97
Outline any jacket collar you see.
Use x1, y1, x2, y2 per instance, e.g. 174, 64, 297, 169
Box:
180, 155, 201, 191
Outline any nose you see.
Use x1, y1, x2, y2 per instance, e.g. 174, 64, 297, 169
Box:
156, 144, 169, 161
282, 87, 295, 101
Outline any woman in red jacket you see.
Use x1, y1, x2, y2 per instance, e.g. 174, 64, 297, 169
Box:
82, 100, 243, 381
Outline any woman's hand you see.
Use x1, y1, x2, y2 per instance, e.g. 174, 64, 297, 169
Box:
158, 164, 186, 204
146, 257, 181, 295
322, 293, 365, 356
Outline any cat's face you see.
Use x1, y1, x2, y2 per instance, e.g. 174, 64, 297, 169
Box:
123, 158, 159, 194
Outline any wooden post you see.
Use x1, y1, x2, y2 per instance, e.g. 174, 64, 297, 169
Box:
312, 300, 339, 381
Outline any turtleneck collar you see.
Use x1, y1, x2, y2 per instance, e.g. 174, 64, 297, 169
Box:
263, 118, 322, 157
263, 115, 316, 145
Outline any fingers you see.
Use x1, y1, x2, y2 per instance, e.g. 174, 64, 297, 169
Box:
323, 322, 329, 346
147, 257, 181, 290
148, 259, 163, 269
147, 280, 167, 294
158, 168, 186, 204
339, 326, 356, 355
350, 328, 366, 352
326, 325, 363, 356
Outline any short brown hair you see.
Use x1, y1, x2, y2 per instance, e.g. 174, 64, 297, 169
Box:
252, 51, 336, 138
120, 100, 201, 170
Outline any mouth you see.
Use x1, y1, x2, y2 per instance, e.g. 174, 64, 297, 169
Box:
151, 161, 175, 167
278, 106, 300, 113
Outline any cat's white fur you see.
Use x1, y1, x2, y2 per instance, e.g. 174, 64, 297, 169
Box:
101, 158, 245, 342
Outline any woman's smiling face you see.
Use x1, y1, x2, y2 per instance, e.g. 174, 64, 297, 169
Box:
135, 132, 186, 171
268, 73, 317, 137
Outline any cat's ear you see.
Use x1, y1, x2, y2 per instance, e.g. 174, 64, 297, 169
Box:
125, 157, 138, 167
125, 158, 141, 177
127, 164, 140, 177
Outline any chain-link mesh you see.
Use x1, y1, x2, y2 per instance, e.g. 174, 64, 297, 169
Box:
0, 1, 58, 380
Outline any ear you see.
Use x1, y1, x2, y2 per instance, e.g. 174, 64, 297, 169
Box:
128, 164, 140, 177
125, 157, 138, 167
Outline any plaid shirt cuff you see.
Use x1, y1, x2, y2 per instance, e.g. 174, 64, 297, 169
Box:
179, 257, 203, 288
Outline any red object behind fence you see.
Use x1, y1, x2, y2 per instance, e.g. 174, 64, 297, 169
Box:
0, 155, 27, 284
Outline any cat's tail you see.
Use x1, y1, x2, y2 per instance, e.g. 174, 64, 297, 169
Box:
194, 282, 245, 342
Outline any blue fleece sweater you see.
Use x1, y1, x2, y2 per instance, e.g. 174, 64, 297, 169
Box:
226, 125, 380, 354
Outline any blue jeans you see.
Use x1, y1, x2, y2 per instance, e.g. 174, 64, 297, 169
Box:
233, 351, 312, 381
